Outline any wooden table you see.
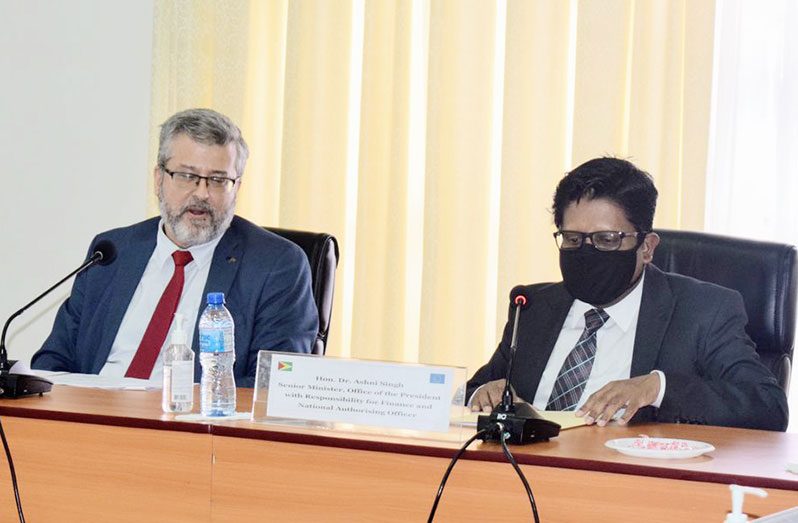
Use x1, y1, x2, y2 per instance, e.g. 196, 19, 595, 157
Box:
0, 386, 796, 522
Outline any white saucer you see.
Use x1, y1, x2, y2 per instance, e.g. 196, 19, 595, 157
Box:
605, 437, 715, 459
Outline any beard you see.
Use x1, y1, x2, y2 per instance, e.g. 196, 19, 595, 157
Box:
158, 186, 235, 247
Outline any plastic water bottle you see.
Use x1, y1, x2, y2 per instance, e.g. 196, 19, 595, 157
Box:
162, 313, 194, 413
198, 292, 236, 416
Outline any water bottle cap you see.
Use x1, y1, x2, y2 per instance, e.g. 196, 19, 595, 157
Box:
207, 292, 225, 305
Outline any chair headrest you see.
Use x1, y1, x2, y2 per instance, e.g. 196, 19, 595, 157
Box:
652, 229, 797, 358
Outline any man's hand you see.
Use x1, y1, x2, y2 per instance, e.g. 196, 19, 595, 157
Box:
469, 379, 517, 412
575, 374, 661, 426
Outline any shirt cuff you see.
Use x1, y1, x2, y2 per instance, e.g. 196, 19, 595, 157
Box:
466, 384, 486, 408
650, 370, 665, 408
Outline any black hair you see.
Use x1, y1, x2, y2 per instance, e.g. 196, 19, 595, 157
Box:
552, 157, 658, 232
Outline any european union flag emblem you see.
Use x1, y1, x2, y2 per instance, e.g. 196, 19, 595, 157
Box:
429, 373, 445, 384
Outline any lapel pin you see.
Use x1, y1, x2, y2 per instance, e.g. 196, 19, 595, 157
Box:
227, 256, 237, 264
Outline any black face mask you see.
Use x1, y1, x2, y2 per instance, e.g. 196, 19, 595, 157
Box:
559, 244, 639, 306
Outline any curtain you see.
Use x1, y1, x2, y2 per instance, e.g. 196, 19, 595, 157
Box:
705, 0, 798, 242
149, 0, 715, 376
704, 0, 798, 428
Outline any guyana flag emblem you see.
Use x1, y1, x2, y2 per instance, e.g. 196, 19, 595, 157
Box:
277, 361, 293, 371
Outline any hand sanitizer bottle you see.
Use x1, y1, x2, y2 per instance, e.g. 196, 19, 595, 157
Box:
162, 313, 195, 413
724, 484, 768, 522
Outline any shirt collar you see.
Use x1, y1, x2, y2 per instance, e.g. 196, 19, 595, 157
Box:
154, 220, 224, 271
566, 270, 646, 332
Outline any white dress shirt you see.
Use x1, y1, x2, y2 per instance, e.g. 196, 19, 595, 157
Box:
531, 271, 665, 411
99, 222, 222, 384
469, 270, 666, 412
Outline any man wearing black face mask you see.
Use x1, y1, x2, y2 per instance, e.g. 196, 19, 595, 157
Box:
466, 157, 788, 431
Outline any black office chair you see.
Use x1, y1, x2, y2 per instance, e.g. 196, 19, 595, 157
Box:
652, 229, 797, 391
264, 227, 340, 355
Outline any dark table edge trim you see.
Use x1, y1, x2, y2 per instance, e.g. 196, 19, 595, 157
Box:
2, 405, 796, 492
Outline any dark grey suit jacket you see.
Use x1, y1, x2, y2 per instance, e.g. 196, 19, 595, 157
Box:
466, 264, 788, 431
31, 216, 319, 387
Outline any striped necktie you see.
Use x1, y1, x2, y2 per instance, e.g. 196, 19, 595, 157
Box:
545, 308, 609, 411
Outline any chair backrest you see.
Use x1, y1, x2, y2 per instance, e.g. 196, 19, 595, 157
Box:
652, 229, 797, 391
264, 227, 340, 355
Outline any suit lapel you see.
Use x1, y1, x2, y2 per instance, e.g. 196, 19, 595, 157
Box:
631, 264, 675, 377
91, 220, 158, 372
192, 218, 244, 351
513, 284, 572, 401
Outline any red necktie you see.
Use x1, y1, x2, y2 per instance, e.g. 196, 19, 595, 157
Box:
125, 250, 194, 378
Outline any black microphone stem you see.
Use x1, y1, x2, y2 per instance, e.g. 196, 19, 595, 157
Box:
0, 251, 102, 371
478, 291, 559, 444
499, 303, 523, 412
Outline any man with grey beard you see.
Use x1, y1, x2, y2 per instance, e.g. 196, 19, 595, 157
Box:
32, 109, 318, 387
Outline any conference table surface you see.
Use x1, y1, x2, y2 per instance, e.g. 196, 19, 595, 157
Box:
0, 385, 796, 522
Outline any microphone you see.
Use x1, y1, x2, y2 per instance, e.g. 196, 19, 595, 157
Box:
0, 240, 117, 398
477, 287, 560, 444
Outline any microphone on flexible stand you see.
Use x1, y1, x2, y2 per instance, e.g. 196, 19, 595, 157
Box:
477, 287, 561, 444
0, 240, 117, 398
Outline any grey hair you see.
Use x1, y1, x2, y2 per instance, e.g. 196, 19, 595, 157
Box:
157, 108, 249, 178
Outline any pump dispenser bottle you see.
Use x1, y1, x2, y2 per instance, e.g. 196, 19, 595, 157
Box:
724, 484, 768, 523
162, 313, 195, 413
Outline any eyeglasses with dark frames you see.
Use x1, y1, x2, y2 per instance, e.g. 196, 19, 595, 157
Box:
553, 230, 648, 252
162, 167, 239, 194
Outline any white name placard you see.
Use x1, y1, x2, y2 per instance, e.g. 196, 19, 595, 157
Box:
265, 354, 458, 433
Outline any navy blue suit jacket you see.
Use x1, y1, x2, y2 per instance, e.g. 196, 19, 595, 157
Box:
466, 264, 789, 431
31, 216, 318, 387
